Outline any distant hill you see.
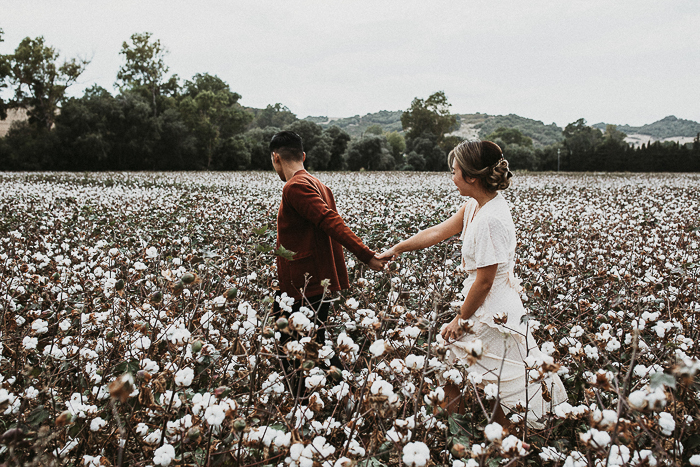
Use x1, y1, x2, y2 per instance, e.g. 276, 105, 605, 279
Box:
303, 110, 564, 147
460, 113, 563, 147
304, 110, 403, 137
592, 115, 700, 139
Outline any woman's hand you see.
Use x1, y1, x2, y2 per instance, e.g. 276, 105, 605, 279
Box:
376, 247, 400, 261
441, 316, 463, 343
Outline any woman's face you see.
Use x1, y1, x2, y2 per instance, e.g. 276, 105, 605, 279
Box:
451, 158, 472, 196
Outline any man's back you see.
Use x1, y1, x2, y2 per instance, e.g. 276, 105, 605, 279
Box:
276, 170, 374, 299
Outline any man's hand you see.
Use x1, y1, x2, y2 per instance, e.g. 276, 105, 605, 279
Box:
367, 255, 388, 271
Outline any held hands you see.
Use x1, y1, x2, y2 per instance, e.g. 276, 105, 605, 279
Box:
367, 256, 389, 271
376, 247, 400, 262
366, 246, 400, 272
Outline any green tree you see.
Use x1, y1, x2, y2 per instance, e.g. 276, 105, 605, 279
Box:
365, 124, 383, 135
562, 118, 603, 170
252, 103, 297, 129
116, 32, 177, 116
603, 124, 627, 145
345, 135, 394, 171
405, 151, 426, 171
178, 73, 252, 169
324, 126, 351, 170
0, 28, 9, 120
246, 127, 281, 170
485, 127, 533, 147
401, 91, 457, 146
307, 133, 332, 170
216, 134, 251, 170
1, 36, 89, 131
284, 120, 323, 158
408, 134, 447, 171
386, 131, 406, 166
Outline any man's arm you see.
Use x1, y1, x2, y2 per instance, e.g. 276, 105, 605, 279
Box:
285, 180, 376, 265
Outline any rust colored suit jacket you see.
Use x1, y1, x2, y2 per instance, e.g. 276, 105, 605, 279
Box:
276, 170, 375, 300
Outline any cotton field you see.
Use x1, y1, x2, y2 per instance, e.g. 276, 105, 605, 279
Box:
0, 171, 699, 467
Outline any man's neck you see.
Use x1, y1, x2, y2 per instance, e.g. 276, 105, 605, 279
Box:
282, 162, 305, 182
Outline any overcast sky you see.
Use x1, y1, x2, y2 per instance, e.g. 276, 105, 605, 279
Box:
3, 0, 699, 127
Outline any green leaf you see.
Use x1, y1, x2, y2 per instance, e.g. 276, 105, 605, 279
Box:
68, 421, 83, 437
650, 372, 676, 390
375, 441, 393, 461
113, 360, 140, 375
255, 244, 273, 253
274, 245, 297, 261
448, 413, 472, 437
27, 405, 49, 427
684, 434, 700, 453
252, 225, 269, 236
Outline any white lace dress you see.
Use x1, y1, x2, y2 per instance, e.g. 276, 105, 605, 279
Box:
446, 193, 567, 428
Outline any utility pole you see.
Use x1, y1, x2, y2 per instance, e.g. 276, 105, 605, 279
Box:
557, 148, 561, 172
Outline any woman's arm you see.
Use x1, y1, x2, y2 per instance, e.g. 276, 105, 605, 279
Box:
441, 264, 497, 342
377, 203, 466, 259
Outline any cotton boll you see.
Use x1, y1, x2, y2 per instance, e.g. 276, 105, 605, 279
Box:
539, 446, 566, 462
484, 422, 503, 442
23, 336, 38, 350
89, 417, 107, 431
369, 339, 387, 357
541, 341, 556, 355
658, 412, 675, 436
135, 423, 149, 436
443, 369, 463, 385
500, 435, 528, 456
579, 428, 610, 448
204, 405, 226, 427
174, 367, 194, 387
484, 384, 499, 400
31, 318, 49, 334
305, 368, 327, 389
405, 354, 425, 371
628, 390, 647, 410
153, 443, 176, 466
402, 441, 430, 467
467, 372, 483, 385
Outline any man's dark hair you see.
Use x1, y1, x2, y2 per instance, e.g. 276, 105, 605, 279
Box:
270, 131, 304, 161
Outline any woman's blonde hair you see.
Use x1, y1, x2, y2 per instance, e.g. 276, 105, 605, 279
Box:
448, 140, 512, 192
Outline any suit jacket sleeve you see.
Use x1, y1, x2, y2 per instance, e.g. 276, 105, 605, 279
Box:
285, 180, 375, 264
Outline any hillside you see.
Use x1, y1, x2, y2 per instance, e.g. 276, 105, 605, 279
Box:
304, 110, 403, 137
592, 115, 700, 139
464, 113, 563, 147
303, 110, 564, 147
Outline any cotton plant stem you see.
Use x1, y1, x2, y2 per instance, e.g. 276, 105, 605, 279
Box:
340, 357, 373, 458
110, 398, 127, 467
490, 335, 509, 425
414, 247, 450, 422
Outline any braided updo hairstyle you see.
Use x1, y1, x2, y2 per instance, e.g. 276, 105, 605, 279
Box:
448, 140, 512, 192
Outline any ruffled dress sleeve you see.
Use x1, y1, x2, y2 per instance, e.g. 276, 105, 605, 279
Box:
473, 215, 510, 268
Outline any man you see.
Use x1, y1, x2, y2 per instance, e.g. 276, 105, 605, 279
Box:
270, 131, 385, 389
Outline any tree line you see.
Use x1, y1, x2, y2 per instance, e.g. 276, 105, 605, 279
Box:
1, 30, 698, 172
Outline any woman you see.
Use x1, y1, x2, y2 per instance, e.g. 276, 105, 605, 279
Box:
379, 140, 566, 428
